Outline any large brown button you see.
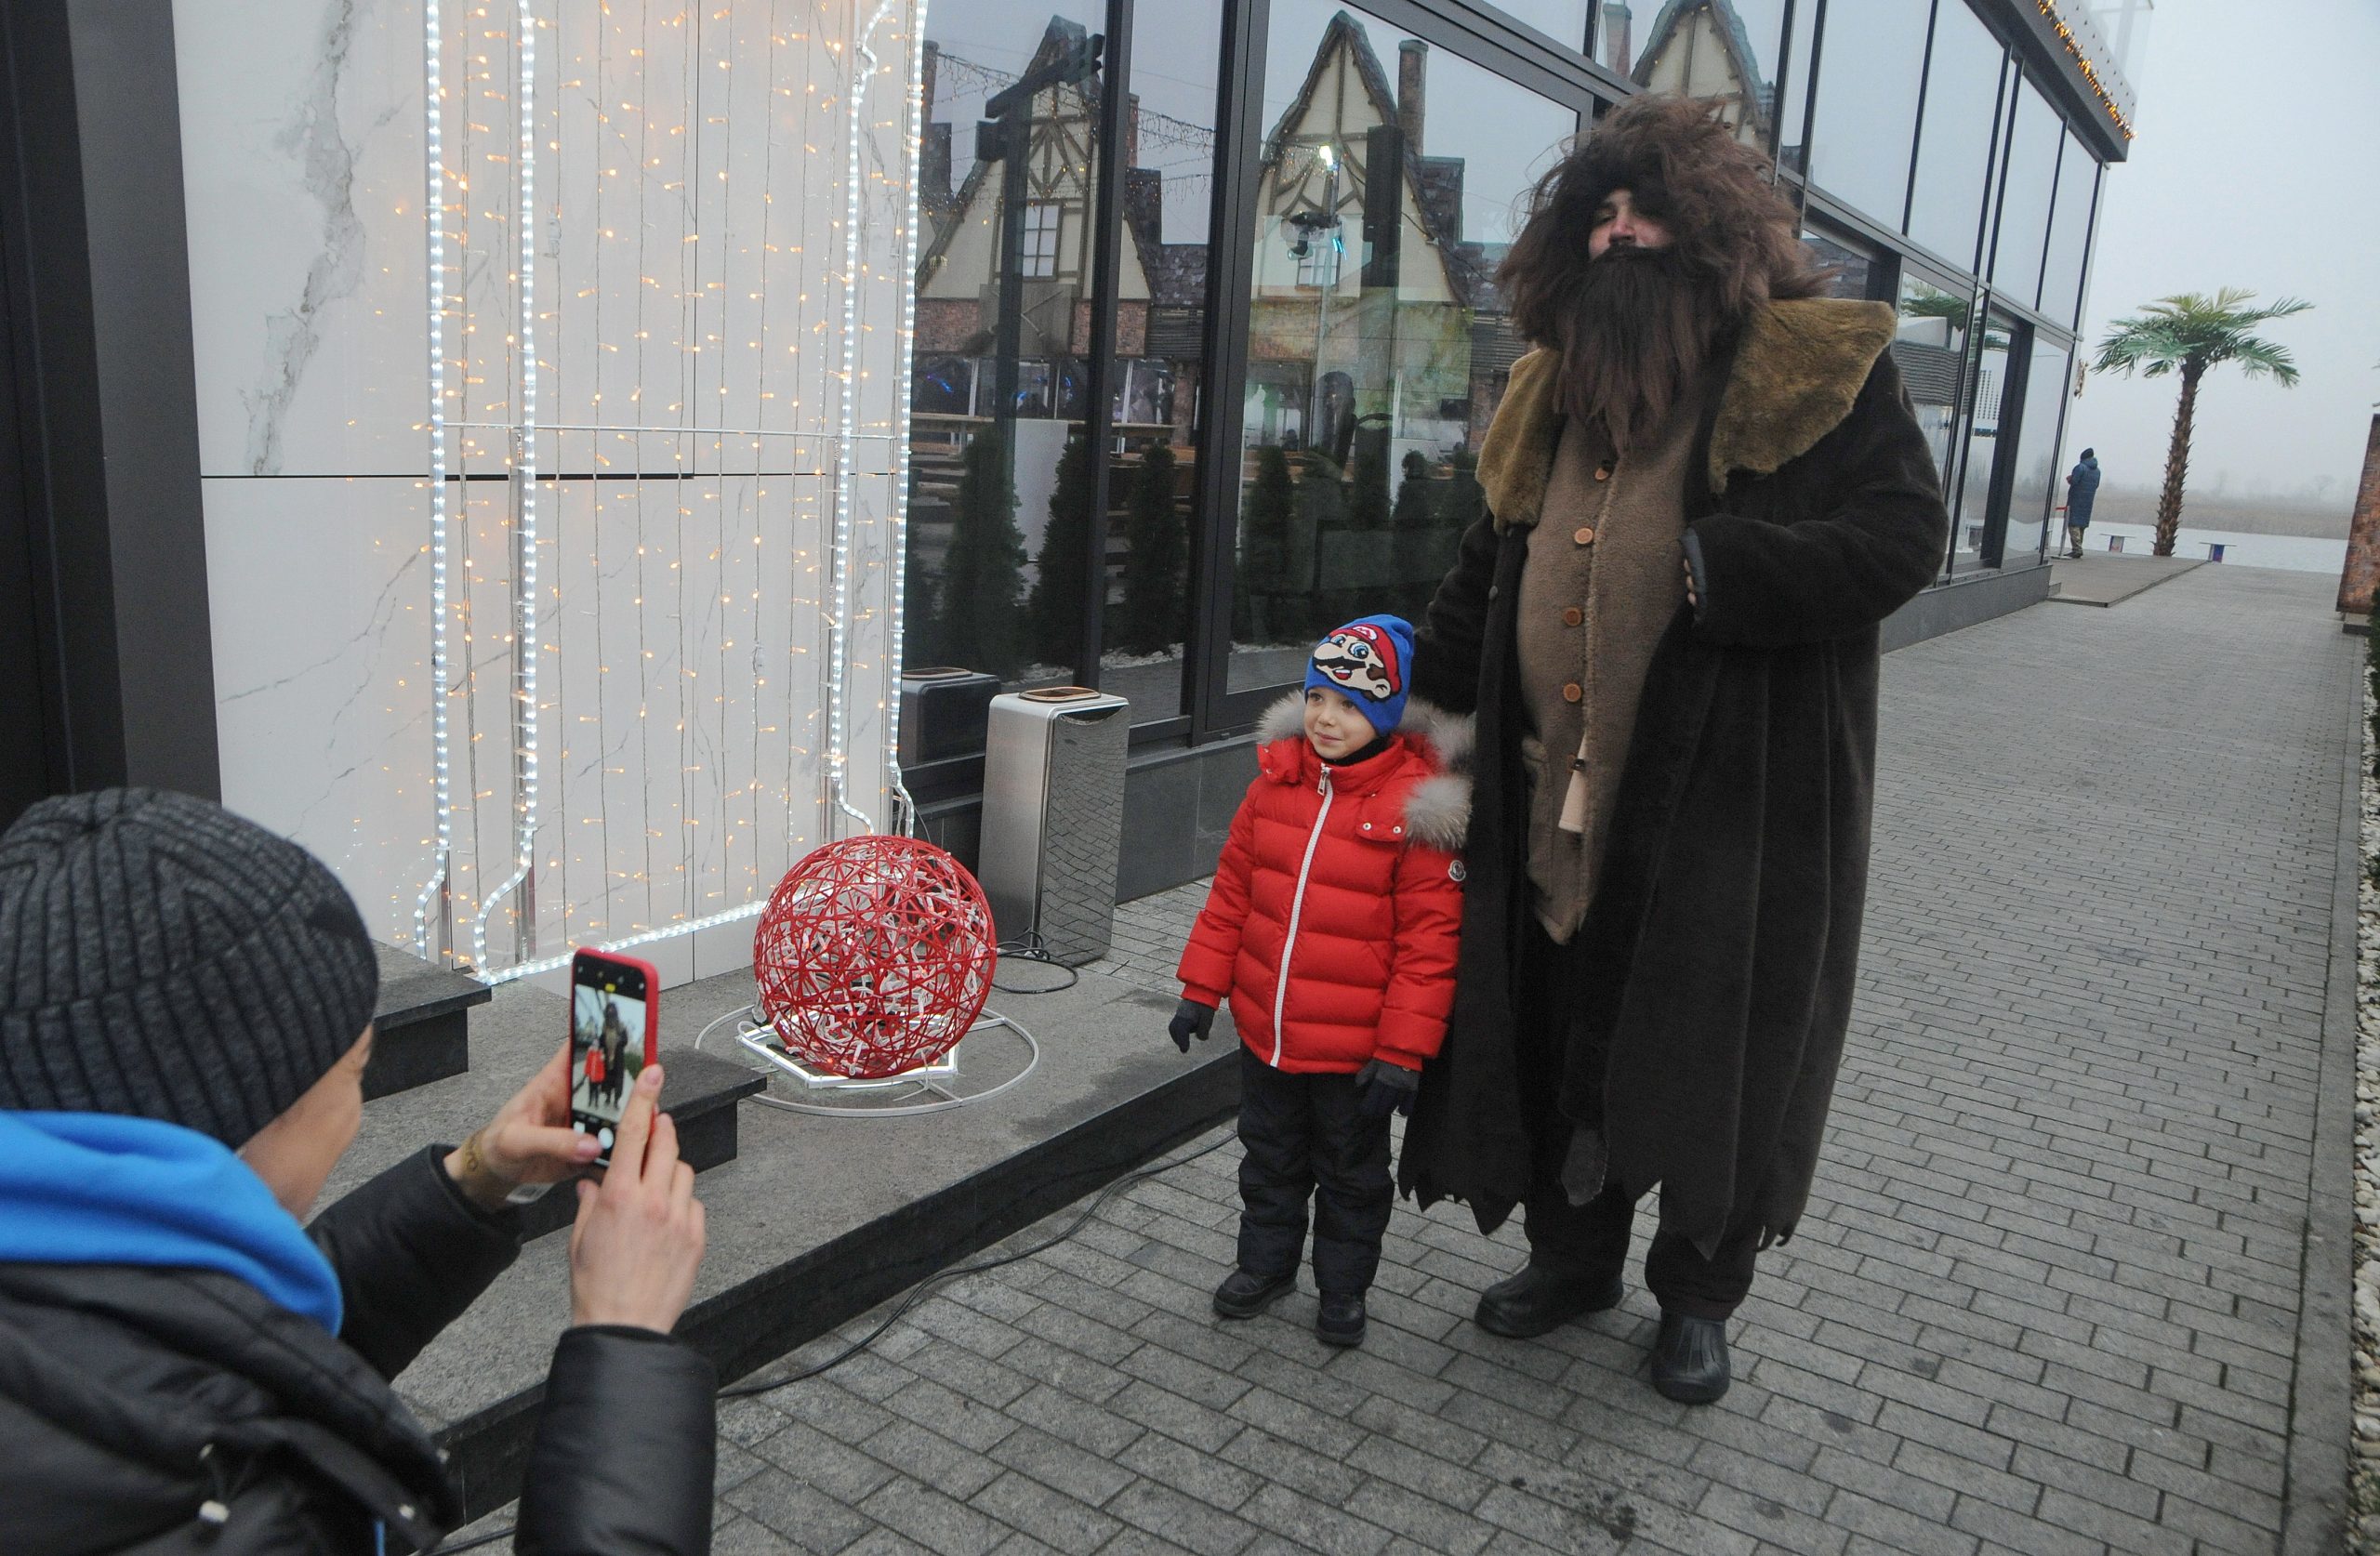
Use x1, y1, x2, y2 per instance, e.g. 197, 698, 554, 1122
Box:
1573, 525, 1596, 545
1562, 682, 1583, 704
1594, 463, 1614, 481
1562, 606, 1583, 626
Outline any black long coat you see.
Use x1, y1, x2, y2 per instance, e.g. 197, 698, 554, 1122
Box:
1398, 299, 1950, 1258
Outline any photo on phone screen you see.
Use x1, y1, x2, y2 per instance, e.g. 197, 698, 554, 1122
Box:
571, 967, 648, 1161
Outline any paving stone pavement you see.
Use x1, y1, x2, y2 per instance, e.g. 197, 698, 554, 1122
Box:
471, 565, 2363, 1555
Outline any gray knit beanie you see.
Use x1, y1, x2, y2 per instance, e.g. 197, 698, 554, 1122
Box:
0, 788, 379, 1145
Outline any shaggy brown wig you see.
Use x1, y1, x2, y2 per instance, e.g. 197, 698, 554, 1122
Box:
1499, 93, 1828, 449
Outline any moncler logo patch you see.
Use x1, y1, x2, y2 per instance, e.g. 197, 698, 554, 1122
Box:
1448, 860, 1468, 883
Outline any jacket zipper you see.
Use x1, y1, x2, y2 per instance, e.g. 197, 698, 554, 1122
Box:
1271, 764, 1334, 1066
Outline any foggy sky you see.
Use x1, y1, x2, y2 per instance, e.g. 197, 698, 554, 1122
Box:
2072, 0, 2380, 508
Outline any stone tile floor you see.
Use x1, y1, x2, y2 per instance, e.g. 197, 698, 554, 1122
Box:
467, 564, 2360, 1555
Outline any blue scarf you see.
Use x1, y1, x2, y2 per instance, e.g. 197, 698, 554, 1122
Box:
0, 1111, 344, 1333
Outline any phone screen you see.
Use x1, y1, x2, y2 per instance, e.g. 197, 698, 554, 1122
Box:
571, 956, 650, 1164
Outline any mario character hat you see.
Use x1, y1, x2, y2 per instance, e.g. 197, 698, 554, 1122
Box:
1305, 614, 1415, 736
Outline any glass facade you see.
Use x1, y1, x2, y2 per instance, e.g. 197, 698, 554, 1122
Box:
2008, 335, 2077, 564
1805, 0, 1931, 219
1990, 76, 2061, 301
1229, 3, 1574, 693
2039, 130, 2099, 328
1906, 0, 2006, 268
896, 0, 2115, 776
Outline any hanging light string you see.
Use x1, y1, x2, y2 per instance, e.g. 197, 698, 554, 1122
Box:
433, 1, 917, 984
588, 7, 616, 947
411, 0, 454, 959
747, 0, 782, 911
882, 0, 928, 837
456, 27, 492, 966
629, 0, 658, 939
674, 7, 701, 939
826, 0, 918, 837
779, 17, 824, 876
469, 0, 545, 971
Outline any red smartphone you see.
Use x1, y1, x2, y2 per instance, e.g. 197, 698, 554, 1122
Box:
569, 949, 661, 1167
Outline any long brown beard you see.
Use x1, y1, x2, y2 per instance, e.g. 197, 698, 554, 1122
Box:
1553, 246, 1726, 453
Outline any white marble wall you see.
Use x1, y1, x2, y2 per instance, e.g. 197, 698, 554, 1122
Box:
178, 0, 922, 982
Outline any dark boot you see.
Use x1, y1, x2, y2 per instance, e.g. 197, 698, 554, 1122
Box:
1649, 1312, 1730, 1404
1316, 1291, 1367, 1347
1212, 1268, 1296, 1320
1474, 1263, 1624, 1338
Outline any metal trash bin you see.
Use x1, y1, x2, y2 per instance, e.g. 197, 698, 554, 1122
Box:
979, 687, 1130, 965
899, 666, 1001, 766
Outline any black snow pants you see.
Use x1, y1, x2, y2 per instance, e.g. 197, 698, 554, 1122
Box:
1234, 1046, 1395, 1297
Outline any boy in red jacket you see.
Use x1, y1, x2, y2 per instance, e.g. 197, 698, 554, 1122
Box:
1170, 614, 1468, 1346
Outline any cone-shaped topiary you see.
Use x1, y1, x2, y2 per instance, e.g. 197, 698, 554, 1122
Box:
1116, 442, 1185, 657
937, 430, 1027, 679
1025, 433, 1096, 672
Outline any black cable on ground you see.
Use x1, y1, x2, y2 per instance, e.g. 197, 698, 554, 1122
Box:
430, 1128, 1232, 1553
990, 933, 1080, 995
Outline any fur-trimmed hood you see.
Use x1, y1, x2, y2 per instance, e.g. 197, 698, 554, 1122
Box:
1255, 693, 1474, 853
1477, 297, 1899, 529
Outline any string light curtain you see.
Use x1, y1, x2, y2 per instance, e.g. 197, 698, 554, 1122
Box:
413, 0, 926, 982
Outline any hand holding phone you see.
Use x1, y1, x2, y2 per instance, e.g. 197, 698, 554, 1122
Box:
570, 950, 661, 1167
443, 1041, 603, 1212
567, 1062, 707, 1334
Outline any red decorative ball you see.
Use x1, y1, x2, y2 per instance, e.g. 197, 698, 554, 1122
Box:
752, 837, 998, 1080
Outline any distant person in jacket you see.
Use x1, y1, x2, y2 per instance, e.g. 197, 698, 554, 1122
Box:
2065, 448, 2101, 557
0, 788, 712, 1555
1169, 615, 1468, 1347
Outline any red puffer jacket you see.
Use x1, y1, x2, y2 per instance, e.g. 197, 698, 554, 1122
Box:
1177, 698, 1471, 1074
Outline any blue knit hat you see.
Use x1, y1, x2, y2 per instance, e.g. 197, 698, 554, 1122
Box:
1305, 614, 1415, 737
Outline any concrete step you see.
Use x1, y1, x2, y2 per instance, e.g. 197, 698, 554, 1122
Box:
364, 943, 489, 1100
325, 958, 1239, 1523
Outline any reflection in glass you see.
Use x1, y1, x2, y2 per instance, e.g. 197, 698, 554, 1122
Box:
1778, 0, 1817, 170
1907, 0, 2006, 268
1499, 0, 1593, 52
907, 3, 1108, 697
1598, 0, 1787, 151
1805, 0, 1929, 219
1891, 272, 1971, 508
1952, 307, 2016, 573
1803, 224, 1879, 301
903, 0, 1223, 731
1095, 0, 1224, 720
2006, 335, 2073, 568
1231, 1, 1574, 694
2039, 133, 2099, 328
1990, 77, 2059, 303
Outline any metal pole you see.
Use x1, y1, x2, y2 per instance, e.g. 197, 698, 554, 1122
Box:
991, 109, 1030, 492
1076, 7, 1131, 688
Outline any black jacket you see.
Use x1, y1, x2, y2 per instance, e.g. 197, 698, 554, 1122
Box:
0, 1145, 715, 1554
1399, 300, 1949, 1256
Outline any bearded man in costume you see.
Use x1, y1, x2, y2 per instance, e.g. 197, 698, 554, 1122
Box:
1398, 94, 1949, 1404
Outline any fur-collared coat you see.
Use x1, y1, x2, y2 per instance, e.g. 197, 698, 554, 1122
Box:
1178, 699, 1471, 1075
1398, 298, 1949, 1257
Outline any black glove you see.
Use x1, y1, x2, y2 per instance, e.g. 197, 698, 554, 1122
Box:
1559, 1124, 1608, 1207
1169, 998, 1216, 1053
1354, 1058, 1421, 1120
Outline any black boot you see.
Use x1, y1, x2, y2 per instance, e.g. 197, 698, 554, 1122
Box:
1474, 1263, 1624, 1338
1212, 1268, 1296, 1320
1316, 1291, 1367, 1347
1649, 1312, 1730, 1404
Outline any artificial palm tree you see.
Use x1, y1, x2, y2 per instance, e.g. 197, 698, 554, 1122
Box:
2092, 288, 2311, 556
